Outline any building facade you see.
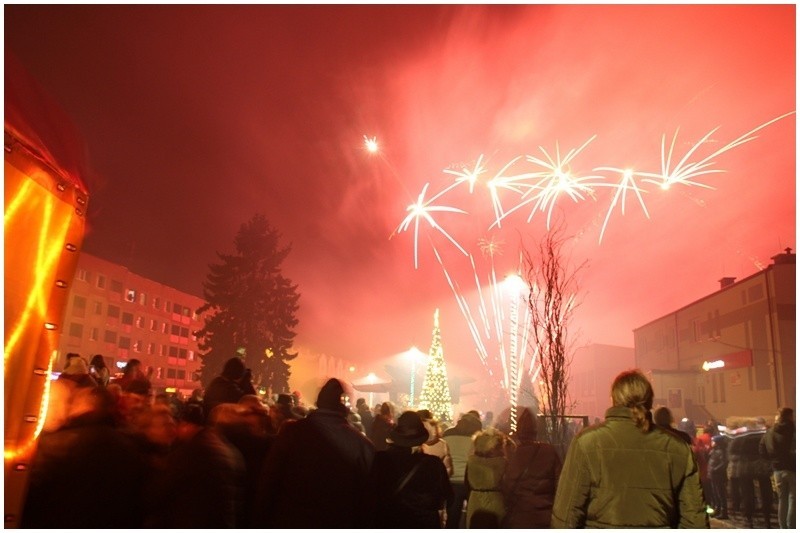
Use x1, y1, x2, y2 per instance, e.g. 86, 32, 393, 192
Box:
56, 252, 205, 397
633, 249, 795, 424
568, 343, 636, 422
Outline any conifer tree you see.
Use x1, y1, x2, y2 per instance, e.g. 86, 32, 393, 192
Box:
196, 213, 300, 393
418, 308, 454, 422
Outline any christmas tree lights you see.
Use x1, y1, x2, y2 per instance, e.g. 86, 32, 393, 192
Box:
418, 308, 454, 421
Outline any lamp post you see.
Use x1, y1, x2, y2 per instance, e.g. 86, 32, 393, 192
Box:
407, 347, 425, 408
366, 372, 377, 407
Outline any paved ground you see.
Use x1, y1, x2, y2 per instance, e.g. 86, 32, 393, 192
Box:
710, 510, 778, 529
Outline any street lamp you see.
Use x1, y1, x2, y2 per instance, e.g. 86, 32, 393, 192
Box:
366, 372, 377, 407
407, 346, 426, 408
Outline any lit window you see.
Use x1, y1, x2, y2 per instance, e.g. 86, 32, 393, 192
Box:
133, 340, 142, 352
125, 289, 136, 303
135, 316, 144, 328
138, 292, 147, 306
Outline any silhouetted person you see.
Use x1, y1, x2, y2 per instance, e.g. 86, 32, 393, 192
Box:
21, 387, 147, 528
442, 411, 482, 528
253, 378, 375, 528
551, 369, 708, 528
89, 354, 110, 387
465, 428, 509, 528
761, 407, 796, 529
708, 435, 729, 519
502, 407, 561, 528
145, 403, 246, 527
367, 410, 453, 528
203, 357, 256, 419
653, 406, 693, 445
357, 397, 374, 436
370, 401, 396, 451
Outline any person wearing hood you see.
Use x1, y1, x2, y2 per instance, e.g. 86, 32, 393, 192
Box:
367, 410, 453, 528
202, 357, 256, 419
760, 407, 795, 529
501, 407, 561, 528
442, 411, 482, 528
253, 378, 375, 528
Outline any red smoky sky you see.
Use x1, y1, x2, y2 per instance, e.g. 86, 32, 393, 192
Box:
5, 5, 795, 385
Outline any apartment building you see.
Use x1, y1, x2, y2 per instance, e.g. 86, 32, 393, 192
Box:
633, 248, 796, 423
56, 252, 205, 397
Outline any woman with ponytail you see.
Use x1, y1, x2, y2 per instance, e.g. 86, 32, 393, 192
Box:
551, 369, 709, 528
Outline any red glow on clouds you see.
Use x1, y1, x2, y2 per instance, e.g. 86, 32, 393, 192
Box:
6, 5, 794, 383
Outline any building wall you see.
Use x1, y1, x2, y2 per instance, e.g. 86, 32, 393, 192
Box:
634, 251, 795, 422
568, 343, 636, 422
56, 252, 205, 397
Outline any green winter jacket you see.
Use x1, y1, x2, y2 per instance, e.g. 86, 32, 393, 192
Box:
551, 406, 709, 529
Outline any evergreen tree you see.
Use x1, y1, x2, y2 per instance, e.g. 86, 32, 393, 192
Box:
418, 308, 454, 422
196, 214, 300, 393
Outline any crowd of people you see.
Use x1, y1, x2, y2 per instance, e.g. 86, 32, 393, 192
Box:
19, 355, 795, 529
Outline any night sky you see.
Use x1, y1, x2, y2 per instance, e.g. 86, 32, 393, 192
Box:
5, 5, 795, 385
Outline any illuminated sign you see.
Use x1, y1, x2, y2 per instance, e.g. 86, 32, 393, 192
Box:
702, 360, 725, 371
701, 349, 752, 371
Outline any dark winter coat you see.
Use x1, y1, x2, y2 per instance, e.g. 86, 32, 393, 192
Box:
368, 445, 453, 528
369, 414, 395, 451
760, 420, 795, 472
254, 408, 375, 528
21, 412, 147, 528
729, 431, 771, 480
202, 375, 255, 419
145, 427, 246, 528
501, 440, 562, 528
551, 406, 709, 529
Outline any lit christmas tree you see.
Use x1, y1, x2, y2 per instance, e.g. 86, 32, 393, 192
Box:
418, 308, 454, 422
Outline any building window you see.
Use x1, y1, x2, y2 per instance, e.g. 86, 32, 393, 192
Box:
121, 312, 134, 326
173, 303, 183, 315
133, 340, 142, 353
156, 367, 163, 379
180, 327, 189, 338
119, 337, 131, 349
90, 327, 99, 341
178, 348, 188, 359
148, 342, 156, 355
167, 368, 177, 379
110, 279, 123, 294
171, 324, 181, 336
125, 289, 136, 303
103, 330, 118, 344
138, 292, 147, 306
160, 345, 168, 356
177, 370, 186, 380
96, 274, 106, 289
68, 322, 83, 338
135, 316, 144, 328
161, 323, 168, 334
93, 301, 103, 315
107, 305, 120, 319
76, 269, 89, 282
153, 297, 161, 311
72, 295, 87, 318
188, 350, 195, 361
169, 346, 179, 357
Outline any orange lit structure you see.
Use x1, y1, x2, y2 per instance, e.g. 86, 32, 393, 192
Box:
4, 55, 90, 526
